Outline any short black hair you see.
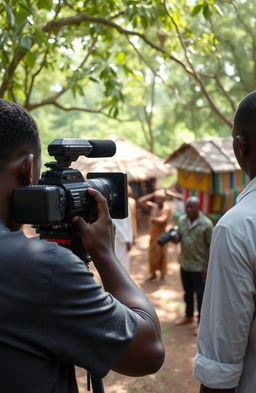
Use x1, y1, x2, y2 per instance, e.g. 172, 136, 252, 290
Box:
233, 91, 256, 139
0, 99, 40, 169
186, 196, 200, 206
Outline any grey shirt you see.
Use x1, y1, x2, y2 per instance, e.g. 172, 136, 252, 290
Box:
194, 177, 256, 392
0, 222, 138, 393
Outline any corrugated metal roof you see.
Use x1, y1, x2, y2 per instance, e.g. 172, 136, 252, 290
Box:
164, 137, 240, 173
73, 135, 174, 182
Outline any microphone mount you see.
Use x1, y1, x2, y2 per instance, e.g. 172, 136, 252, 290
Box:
47, 138, 116, 167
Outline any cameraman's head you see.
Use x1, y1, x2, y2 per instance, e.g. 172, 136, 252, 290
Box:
0, 99, 41, 229
185, 196, 200, 222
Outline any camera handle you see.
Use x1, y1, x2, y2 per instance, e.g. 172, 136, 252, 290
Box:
87, 372, 105, 393
38, 226, 92, 266
70, 230, 92, 266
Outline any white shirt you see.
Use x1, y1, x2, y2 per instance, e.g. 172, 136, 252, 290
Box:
113, 210, 133, 272
194, 177, 256, 392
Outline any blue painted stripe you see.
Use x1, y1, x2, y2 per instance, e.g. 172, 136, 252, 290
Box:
229, 172, 234, 189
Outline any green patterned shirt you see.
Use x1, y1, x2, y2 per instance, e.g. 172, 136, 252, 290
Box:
178, 212, 213, 272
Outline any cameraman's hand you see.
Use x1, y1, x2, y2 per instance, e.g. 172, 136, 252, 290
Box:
72, 188, 115, 261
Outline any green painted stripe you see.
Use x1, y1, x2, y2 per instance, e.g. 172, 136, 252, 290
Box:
233, 188, 238, 205
242, 172, 247, 186
221, 191, 227, 210
214, 173, 220, 193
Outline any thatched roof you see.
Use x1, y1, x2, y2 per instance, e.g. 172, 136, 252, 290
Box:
164, 137, 240, 174
73, 135, 174, 182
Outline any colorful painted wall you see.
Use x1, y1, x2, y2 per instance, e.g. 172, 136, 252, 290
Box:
177, 168, 248, 221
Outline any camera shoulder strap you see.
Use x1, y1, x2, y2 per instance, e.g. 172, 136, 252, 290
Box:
87, 371, 105, 393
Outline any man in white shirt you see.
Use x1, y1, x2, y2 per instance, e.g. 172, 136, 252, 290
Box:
194, 91, 256, 393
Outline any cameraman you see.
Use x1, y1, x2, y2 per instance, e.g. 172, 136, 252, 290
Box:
0, 99, 164, 393
172, 196, 213, 336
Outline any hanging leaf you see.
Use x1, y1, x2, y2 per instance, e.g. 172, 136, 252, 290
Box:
203, 4, 211, 20
16, 89, 26, 101
37, 0, 52, 11
5, 5, 15, 27
19, 36, 33, 50
33, 29, 51, 49
116, 51, 126, 64
212, 4, 223, 16
191, 4, 204, 17
23, 51, 36, 68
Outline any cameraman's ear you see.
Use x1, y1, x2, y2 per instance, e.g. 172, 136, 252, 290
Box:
19, 154, 34, 185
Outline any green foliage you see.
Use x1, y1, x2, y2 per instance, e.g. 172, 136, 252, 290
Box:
0, 0, 255, 159
191, 0, 223, 19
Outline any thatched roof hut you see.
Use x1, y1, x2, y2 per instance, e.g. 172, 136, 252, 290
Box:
73, 135, 174, 198
165, 137, 240, 173
165, 137, 248, 222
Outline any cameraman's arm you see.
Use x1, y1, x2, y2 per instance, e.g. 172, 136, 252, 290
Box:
73, 189, 165, 377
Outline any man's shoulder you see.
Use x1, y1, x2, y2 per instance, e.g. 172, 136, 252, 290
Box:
178, 215, 187, 230
215, 200, 256, 244
0, 232, 91, 298
0, 230, 81, 267
217, 200, 250, 227
178, 214, 187, 223
199, 213, 213, 228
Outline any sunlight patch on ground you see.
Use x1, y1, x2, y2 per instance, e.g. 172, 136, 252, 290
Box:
106, 383, 127, 393
151, 288, 180, 300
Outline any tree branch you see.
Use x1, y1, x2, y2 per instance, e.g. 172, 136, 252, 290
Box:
162, 0, 233, 128
25, 50, 49, 106
214, 76, 236, 111
0, 3, 235, 128
34, 101, 106, 113
233, 4, 256, 88
28, 99, 138, 123
0, 6, 198, 99
24, 35, 98, 110
42, 13, 166, 53
127, 36, 211, 112
0, 49, 26, 97
139, 112, 151, 149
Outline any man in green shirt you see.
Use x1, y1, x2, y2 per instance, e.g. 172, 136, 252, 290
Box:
173, 196, 213, 335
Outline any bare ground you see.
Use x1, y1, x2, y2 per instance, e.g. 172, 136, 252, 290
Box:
76, 230, 201, 393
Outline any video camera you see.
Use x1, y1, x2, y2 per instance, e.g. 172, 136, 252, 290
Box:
12, 138, 128, 262
158, 226, 179, 246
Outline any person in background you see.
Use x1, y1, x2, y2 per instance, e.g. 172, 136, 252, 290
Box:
172, 196, 213, 336
194, 91, 256, 393
138, 189, 170, 284
166, 182, 184, 215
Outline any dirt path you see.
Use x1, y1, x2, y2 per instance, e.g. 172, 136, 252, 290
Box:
76, 231, 201, 393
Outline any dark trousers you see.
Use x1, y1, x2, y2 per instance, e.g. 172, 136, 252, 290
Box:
180, 267, 205, 322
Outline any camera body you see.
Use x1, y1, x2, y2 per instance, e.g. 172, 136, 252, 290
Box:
12, 138, 128, 261
158, 226, 179, 246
